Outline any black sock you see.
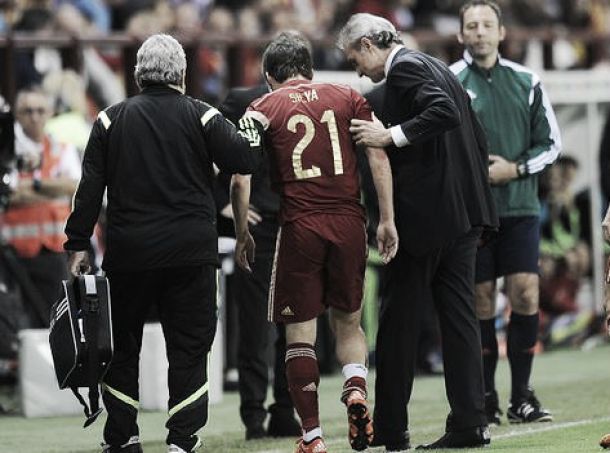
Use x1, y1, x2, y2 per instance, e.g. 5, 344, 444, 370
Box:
479, 318, 498, 394
507, 312, 539, 404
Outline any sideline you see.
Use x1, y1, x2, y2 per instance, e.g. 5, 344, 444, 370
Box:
257, 416, 610, 453
495, 416, 610, 440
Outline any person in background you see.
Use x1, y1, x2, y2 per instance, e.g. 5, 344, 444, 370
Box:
0, 86, 81, 327
64, 34, 264, 453
338, 12, 498, 450
231, 31, 398, 453
451, 0, 560, 425
538, 157, 590, 327
217, 82, 301, 440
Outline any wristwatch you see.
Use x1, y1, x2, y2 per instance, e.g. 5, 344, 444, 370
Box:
516, 160, 528, 178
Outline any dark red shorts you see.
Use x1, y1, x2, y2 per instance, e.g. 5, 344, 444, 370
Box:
268, 213, 367, 323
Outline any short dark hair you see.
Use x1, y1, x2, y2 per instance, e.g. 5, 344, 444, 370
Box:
262, 31, 313, 83
459, 0, 503, 31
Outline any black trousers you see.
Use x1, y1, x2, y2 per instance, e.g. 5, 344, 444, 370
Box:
374, 227, 486, 442
103, 265, 217, 451
233, 218, 292, 429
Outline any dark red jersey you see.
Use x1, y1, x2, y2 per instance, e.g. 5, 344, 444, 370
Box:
247, 80, 372, 223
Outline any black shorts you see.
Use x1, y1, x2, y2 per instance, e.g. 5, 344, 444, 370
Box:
475, 215, 540, 284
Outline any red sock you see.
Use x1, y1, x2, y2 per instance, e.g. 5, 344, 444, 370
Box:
285, 343, 320, 432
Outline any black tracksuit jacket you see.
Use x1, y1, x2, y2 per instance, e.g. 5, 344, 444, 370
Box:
64, 84, 263, 271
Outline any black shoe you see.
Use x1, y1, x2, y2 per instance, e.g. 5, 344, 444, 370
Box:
525, 388, 552, 419
484, 390, 503, 426
245, 425, 267, 440
507, 389, 552, 424
267, 405, 301, 437
416, 426, 490, 449
507, 401, 552, 423
370, 432, 411, 451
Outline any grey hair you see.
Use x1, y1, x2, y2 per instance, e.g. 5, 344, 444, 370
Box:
337, 13, 402, 51
134, 34, 186, 88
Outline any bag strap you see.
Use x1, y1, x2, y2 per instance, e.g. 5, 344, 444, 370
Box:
69, 386, 102, 427
78, 275, 104, 428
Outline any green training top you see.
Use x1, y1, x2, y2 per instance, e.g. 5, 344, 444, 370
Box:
450, 51, 561, 218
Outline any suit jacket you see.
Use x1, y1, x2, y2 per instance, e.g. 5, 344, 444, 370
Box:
217, 85, 280, 221
381, 48, 498, 256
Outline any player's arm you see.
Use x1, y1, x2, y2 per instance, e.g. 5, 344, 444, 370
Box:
230, 173, 255, 272
365, 146, 398, 263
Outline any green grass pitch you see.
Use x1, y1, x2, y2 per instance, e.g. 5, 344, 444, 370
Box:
1, 344, 609, 452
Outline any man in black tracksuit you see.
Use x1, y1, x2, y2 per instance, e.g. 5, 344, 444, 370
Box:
218, 85, 300, 440
64, 34, 264, 453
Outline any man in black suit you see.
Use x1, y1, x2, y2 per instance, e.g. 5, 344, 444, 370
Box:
362, 84, 443, 376
217, 85, 301, 440
338, 13, 498, 450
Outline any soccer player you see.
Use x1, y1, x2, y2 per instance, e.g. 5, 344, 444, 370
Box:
218, 84, 301, 440
230, 31, 398, 453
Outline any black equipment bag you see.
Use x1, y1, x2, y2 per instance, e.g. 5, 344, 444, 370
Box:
49, 275, 113, 427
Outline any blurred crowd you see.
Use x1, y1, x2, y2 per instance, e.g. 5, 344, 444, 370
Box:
1, 0, 610, 37
1, 0, 610, 104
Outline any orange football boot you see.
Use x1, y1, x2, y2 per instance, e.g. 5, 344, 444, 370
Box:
345, 390, 374, 451
294, 437, 327, 453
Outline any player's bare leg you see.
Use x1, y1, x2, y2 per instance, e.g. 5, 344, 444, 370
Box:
285, 320, 327, 453
330, 307, 373, 451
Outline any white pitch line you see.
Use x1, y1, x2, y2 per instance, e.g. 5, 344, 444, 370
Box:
494, 416, 610, 440
256, 417, 610, 452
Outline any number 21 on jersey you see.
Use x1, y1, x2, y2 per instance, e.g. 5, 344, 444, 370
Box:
287, 110, 343, 180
